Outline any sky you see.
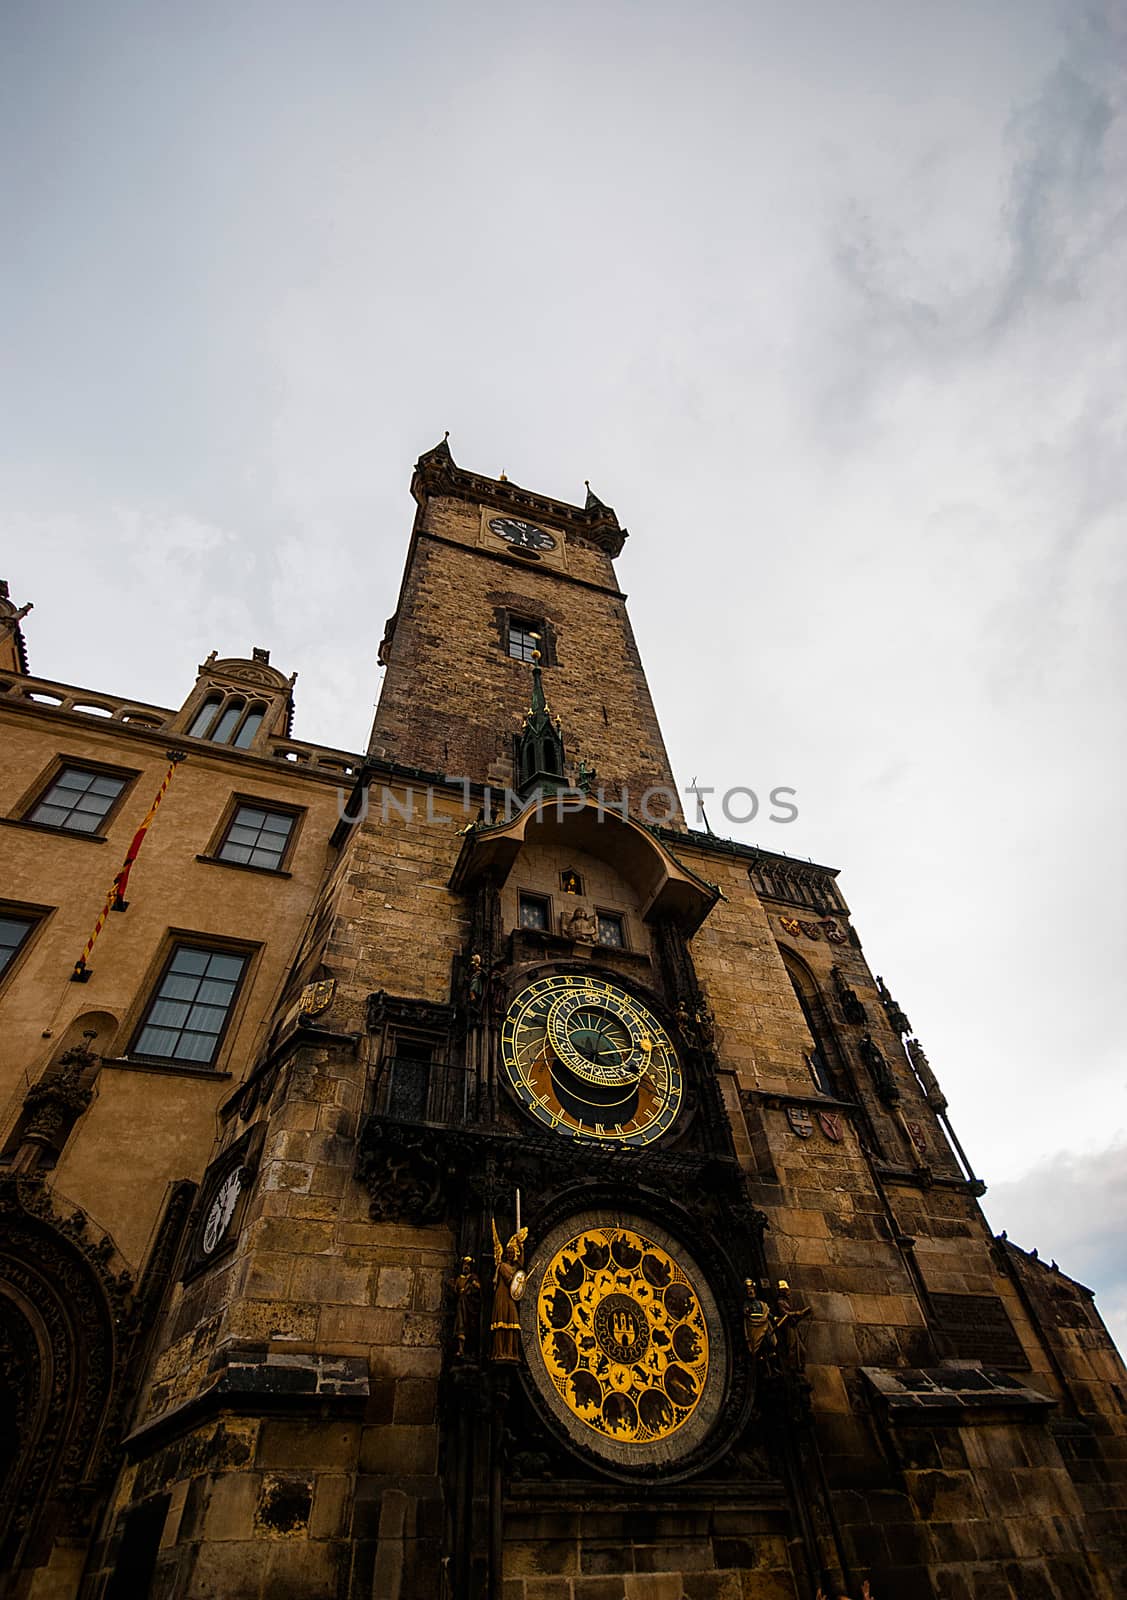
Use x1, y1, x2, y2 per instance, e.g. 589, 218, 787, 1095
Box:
2, 1, 1125, 1342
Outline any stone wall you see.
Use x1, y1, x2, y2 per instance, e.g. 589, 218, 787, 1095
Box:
371, 494, 681, 817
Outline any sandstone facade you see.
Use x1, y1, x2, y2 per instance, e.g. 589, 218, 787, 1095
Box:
0, 451, 1123, 1600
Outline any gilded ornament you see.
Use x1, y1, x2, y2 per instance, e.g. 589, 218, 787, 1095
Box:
298, 978, 335, 1019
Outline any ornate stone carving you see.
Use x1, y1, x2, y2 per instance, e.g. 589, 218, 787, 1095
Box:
18, 1049, 95, 1162
676, 997, 716, 1051
905, 1037, 947, 1111
198, 652, 293, 691
876, 976, 911, 1037
832, 966, 867, 1027
560, 904, 597, 943
367, 990, 455, 1033
0, 1172, 136, 1568
859, 1034, 900, 1107
356, 1118, 445, 1223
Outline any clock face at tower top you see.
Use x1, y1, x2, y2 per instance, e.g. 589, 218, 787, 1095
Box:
500, 974, 682, 1145
488, 516, 557, 551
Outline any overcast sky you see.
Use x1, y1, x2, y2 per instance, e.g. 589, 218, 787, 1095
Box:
3, 1, 1124, 1342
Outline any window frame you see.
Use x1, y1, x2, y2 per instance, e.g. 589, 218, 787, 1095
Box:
187, 693, 271, 748
518, 891, 552, 933
204, 794, 304, 876
0, 901, 52, 995
506, 616, 542, 664
594, 908, 628, 950
17, 756, 138, 839
127, 935, 257, 1071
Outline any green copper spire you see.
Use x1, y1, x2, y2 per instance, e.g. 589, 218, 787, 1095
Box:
515, 639, 566, 797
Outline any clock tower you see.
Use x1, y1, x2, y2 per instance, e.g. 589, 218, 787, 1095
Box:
106, 440, 1127, 1600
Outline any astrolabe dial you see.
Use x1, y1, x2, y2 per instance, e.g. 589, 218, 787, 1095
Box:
500, 974, 682, 1144
535, 1226, 709, 1446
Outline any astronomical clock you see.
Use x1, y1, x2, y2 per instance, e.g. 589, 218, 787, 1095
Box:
519, 1213, 727, 1472
497, 969, 738, 1475
500, 974, 682, 1146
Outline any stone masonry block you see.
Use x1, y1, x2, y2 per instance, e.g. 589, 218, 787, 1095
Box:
254, 1474, 313, 1538
359, 1423, 438, 1476
226, 1300, 319, 1344
255, 1420, 360, 1472
202, 1471, 262, 1541
376, 1266, 413, 1307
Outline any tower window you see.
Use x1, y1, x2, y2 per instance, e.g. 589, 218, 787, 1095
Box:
188, 695, 223, 736
132, 944, 249, 1066
26, 765, 128, 834
189, 695, 269, 747
519, 893, 550, 932
596, 912, 626, 949
508, 618, 541, 663
561, 869, 584, 895
217, 803, 296, 871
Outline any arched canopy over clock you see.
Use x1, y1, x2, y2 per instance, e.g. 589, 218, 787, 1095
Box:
449, 798, 718, 936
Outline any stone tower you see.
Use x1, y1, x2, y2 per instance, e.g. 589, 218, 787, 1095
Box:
33, 442, 1126, 1599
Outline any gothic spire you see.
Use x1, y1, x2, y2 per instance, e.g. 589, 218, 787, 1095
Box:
514, 638, 566, 798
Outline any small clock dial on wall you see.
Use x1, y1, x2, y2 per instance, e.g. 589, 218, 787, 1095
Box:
488, 516, 557, 551
500, 974, 682, 1145
201, 1167, 243, 1255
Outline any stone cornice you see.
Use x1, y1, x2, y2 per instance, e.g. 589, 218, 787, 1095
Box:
411, 438, 627, 557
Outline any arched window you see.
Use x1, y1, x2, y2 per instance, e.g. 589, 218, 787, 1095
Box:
780, 949, 836, 1096
188, 695, 223, 737
210, 697, 246, 744
188, 694, 270, 748
233, 701, 266, 748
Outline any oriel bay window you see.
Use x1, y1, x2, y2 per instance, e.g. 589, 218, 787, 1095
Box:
131, 944, 249, 1067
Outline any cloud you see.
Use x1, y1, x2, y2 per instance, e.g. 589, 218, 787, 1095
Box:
985, 1139, 1127, 1350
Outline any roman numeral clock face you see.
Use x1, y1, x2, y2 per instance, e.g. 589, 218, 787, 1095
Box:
489, 516, 557, 551
500, 975, 682, 1144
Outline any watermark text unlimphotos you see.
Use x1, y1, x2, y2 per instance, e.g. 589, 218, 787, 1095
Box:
336, 781, 798, 828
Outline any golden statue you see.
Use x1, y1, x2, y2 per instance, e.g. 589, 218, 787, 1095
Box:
773, 1280, 812, 1373
490, 1218, 528, 1363
742, 1278, 775, 1366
